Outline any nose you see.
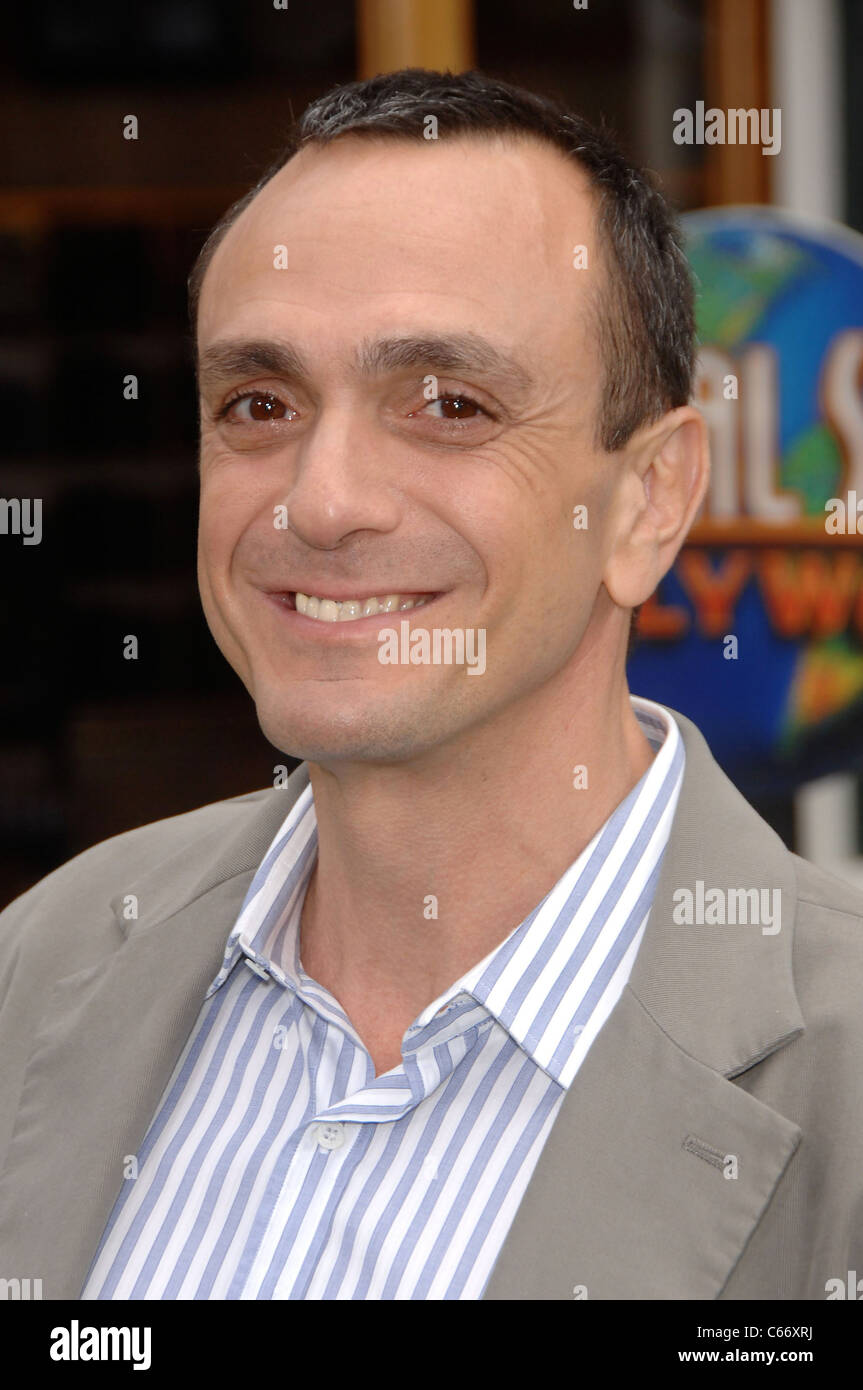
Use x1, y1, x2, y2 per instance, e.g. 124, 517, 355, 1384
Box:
283, 405, 402, 549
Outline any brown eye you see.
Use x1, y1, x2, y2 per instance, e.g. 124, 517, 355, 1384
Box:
216, 391, 291, 424
447, 397, 477, 417
246, 392, 287, 420
424, 395, 486, 420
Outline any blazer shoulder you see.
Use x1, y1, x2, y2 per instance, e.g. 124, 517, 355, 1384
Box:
0, 786, 282, 934
787, 851, 863, 1050
791, 851, 863, 927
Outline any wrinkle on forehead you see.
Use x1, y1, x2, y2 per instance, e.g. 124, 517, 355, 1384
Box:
198, 131, 604, 393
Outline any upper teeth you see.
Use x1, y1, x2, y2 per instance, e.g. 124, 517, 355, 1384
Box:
295, 592, 433, 622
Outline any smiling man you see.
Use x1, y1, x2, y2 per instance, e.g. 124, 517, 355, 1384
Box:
1, 69, 862, 1303
191, 103, 695, 1079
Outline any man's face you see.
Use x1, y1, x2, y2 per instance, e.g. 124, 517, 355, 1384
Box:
196, 132, 626, 763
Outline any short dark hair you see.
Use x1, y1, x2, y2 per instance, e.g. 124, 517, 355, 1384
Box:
189, 68, 686, 658
188, 67, 695, 457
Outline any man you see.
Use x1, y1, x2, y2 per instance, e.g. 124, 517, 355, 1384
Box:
1, 68, 861, 1302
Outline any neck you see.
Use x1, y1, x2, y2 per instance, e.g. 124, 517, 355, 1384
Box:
298, 630, 655, 1040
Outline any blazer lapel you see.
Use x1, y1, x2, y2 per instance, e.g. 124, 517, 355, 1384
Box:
480, 986, 801, 1299
0, 778, 308, 1299
482, 709, 805, 1299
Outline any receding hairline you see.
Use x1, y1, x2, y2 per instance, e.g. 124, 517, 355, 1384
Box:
192, 125, 611, 357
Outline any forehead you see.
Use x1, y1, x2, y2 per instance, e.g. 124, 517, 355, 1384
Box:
198, 132, 599, 369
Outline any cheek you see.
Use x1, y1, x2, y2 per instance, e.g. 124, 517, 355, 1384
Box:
198, 458, 257, 562
500, 508, 608, 658
197, 506, 234, 597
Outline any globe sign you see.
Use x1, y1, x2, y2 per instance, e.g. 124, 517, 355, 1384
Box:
627, 206, 863, 796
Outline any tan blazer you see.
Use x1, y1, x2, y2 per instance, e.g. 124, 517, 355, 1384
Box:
0, 709, 861, 1300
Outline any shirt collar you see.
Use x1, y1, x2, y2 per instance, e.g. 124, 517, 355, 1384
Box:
402, 696, 684, 1083
206, 697, 685, 1087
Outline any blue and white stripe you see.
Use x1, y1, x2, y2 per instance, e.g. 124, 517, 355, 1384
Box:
82, 696, 684, 1300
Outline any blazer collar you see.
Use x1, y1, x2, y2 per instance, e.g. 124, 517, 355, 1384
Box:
628, 707, 803, 1078
109, 778, 311, 943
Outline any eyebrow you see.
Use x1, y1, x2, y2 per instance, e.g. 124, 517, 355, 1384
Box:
196, 332, 537, 402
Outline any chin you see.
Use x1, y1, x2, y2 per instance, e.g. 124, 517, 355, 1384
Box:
253, 687, 458, 767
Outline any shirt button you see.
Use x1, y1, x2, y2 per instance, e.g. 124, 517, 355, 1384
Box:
315, 1122, 345, 1151
244, 958, 270, 981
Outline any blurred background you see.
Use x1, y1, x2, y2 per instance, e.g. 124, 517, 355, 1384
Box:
1, 0, 862, 908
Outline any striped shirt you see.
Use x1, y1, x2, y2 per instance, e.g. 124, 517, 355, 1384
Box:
82, 695, 684, 1300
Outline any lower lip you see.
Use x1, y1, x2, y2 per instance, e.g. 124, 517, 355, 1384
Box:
262, 591, 445, 640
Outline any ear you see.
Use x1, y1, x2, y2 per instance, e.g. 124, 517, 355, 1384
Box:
602, 406, 710, 608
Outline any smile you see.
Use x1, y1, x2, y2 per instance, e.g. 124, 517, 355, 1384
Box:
279, 591, 438, 624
